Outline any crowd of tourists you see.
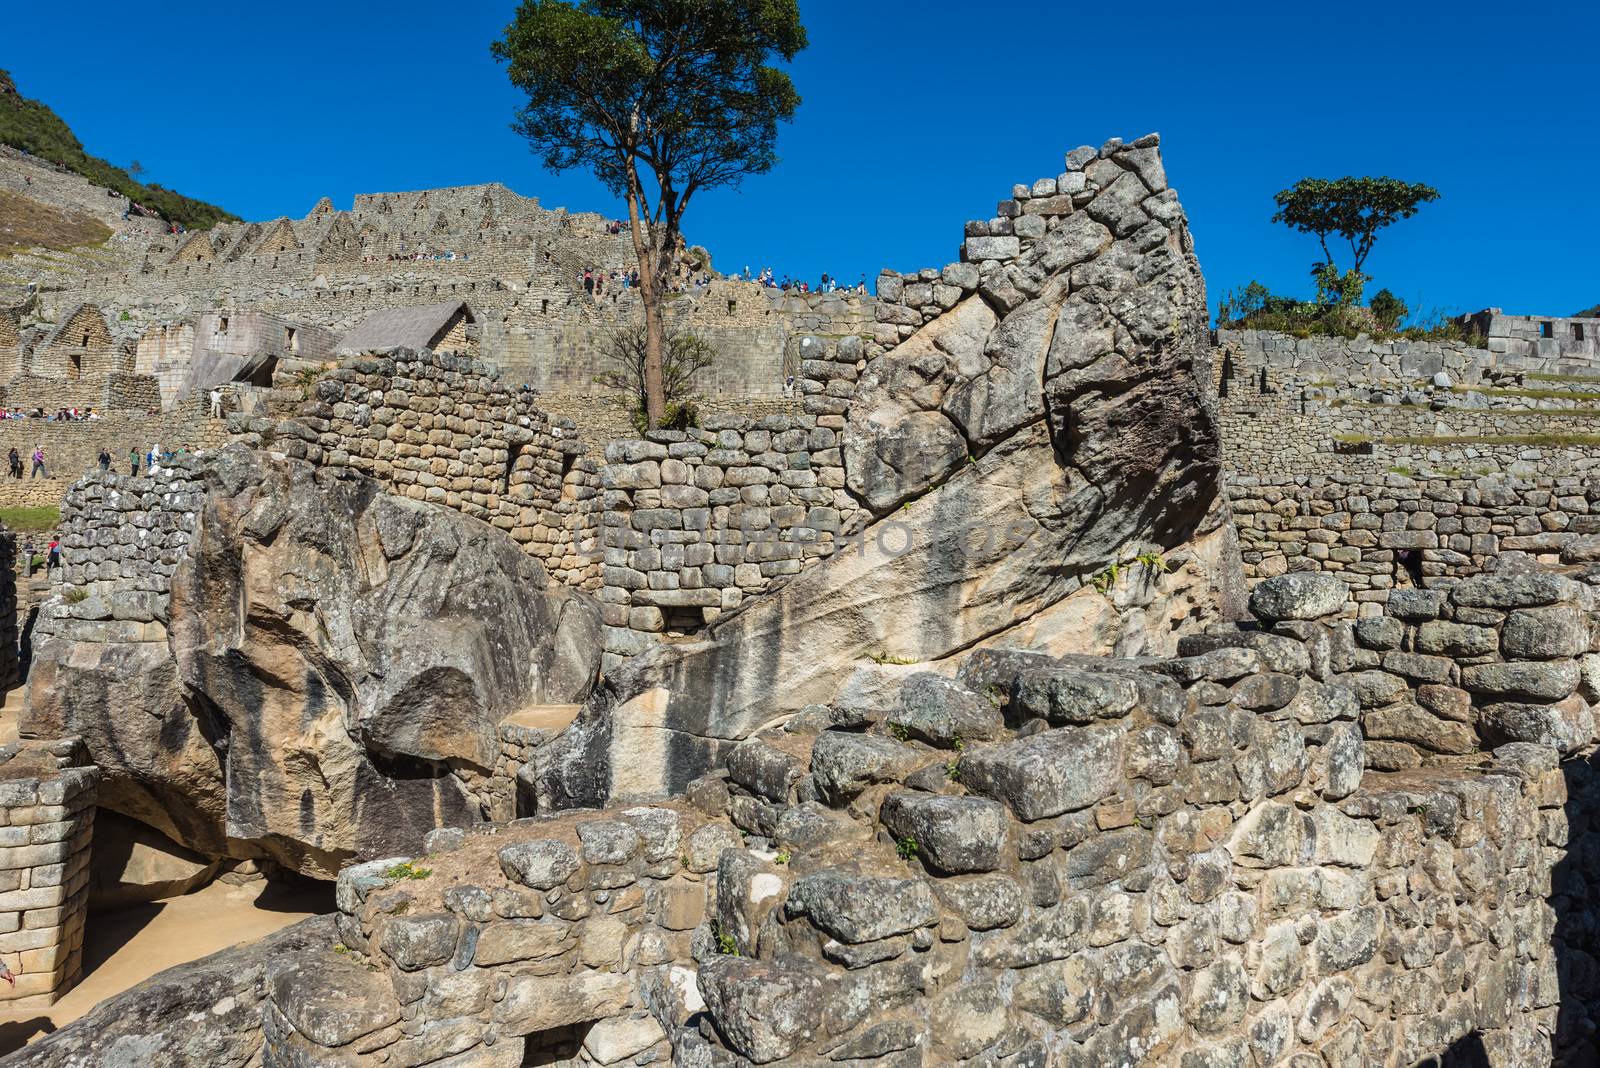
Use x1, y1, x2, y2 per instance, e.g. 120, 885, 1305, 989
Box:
0, 407, 100, 421
1, 442, 198, 482
747, 267, 866, 294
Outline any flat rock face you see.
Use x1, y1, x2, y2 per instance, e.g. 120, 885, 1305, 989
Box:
3, 915, 338, 1068
25, 445, 603, 877
537, 137, 1236, 806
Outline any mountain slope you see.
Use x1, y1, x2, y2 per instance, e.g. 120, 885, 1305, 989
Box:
0, 68, 238, 230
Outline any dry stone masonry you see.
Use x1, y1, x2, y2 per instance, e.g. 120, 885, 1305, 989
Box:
18, 132, 1600, 1068
0, 738, 96, 1009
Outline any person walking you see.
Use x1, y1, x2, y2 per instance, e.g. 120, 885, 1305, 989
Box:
147, 443, 160, 474
209, 389, 223, 419
6, 448, 18, 479
45, 538, 60, 573
21, 539, 34, 578
129, 447, 140, 476
98, 447, 111, 473
30, 445, 45, 479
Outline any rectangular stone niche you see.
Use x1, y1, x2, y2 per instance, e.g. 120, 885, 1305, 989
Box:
0, 738, 97, 1007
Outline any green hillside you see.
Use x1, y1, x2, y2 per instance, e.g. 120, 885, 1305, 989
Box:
0, 68, 238, 230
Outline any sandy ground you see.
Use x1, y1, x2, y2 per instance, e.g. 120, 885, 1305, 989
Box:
0, 878, 331, 1053
0, 683, 21, 747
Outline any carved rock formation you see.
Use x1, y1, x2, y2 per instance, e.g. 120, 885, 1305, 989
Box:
537, 135, 1241, 806
24, 445, 602, 877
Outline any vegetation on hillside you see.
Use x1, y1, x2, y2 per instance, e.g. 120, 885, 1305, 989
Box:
1216, 280, 1483, 344
0, 505, 60, 533
0, 69, 238, 231
0, 188, 112, 254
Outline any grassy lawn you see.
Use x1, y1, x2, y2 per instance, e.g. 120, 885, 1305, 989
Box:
0, 505, 60, 533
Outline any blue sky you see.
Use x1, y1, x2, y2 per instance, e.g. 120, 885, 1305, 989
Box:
6, 2, 1596, 318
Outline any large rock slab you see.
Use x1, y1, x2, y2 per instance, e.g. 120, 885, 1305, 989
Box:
536, 137, 1234, 806
24, 445, 603, 877
1, 915, 337, 1067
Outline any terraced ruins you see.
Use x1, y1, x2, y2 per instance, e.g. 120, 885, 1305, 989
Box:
1, 119, 1600, 1068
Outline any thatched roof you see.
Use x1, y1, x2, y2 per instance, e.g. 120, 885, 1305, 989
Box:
339, 301, 473, 353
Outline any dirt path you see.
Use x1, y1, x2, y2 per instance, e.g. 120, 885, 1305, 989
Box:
0, 879, 330, 1053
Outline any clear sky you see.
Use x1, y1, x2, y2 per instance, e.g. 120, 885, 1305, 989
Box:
5, 2, 1596, 319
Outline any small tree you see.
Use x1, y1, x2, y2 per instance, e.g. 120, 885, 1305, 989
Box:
493, 0, 806, 428
128, 159, 145, 180
1369, 289, 1408, 332
1272, 176, 1439, 278
596, 319, 717, 429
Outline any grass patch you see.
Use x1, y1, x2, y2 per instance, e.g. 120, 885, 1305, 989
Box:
381, 861, 432, 881
1338, 433, 1600, 447
0, 505, 59, 532
1525, 372, 1600, 385
0, 190, 112, 256
1452, 385, 1600, 401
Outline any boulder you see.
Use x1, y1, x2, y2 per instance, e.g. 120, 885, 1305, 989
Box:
25, 445, 603, 877
3, 916, 337, 1067
534, 138, 1237, 806
1248, 573, 1348, 623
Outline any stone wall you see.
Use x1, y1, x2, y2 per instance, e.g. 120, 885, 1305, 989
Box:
1216, 329, 1494, 386
0, 405, 223, 508
258, 808, 717, 1066
1342, 570, 1597, 771
51, 570, 1600, 1065
1229, 472, 1600, 604
1461, 308, 1600, 369
0, 738, 96, 1008
596, 352, 867, 665
1217, 362, 1600, 481
229, 349, 603, 591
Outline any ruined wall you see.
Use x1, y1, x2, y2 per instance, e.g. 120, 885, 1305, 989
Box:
1461, 309, 1600, 368
596, 356, 866, 665
1230, 472, 1600, 600
0, 739, 96, 1009
55, 571, 1597, 1066
231, 349, 602, 591
1216, 329, 1494, 386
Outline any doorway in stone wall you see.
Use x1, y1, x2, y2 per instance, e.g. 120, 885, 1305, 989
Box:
67, 352, 81, 380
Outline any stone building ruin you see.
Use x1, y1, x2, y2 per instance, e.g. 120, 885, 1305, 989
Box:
8, 133, 1600, 1068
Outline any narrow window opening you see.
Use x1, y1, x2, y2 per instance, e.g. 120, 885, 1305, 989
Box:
1541, 321, 1554, 339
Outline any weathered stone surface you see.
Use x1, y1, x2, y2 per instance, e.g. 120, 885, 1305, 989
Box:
499, 839, 581, 890
785, 870, 937, 943
1463, 661, 1580, 702
87, 811, 224, 912
1248, 573, 1347, 622
1501, 605, 1589, 660
890, 673, 1004, 747
26, 445, 602, 878
808, 731, 924, 805
0, 916, 337, 1067
1480, 697, 1595, 753
697, 957, 826, 1064
1450, 573, 1582, 610
879, 792, 1009, 874
959, 726, 1124, 820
